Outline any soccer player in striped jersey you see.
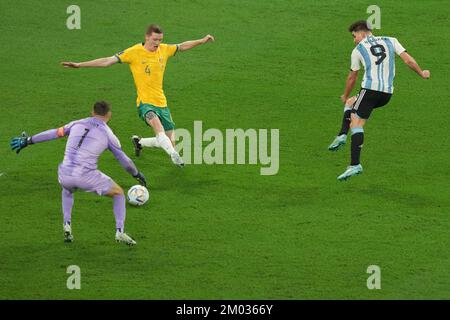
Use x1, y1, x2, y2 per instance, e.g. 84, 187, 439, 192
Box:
328, 20, 430, 181
10, 101, 147, 245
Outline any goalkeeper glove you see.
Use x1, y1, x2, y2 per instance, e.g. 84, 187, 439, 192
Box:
10, 132, 32, 154
133, 171, 147, 187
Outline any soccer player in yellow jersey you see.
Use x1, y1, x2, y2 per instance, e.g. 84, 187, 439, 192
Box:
62, 24, 215, 167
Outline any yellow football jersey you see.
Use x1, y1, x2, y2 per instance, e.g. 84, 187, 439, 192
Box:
115, 43, 178, 107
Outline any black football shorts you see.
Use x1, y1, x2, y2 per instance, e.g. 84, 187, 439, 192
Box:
352, 88, 392, 119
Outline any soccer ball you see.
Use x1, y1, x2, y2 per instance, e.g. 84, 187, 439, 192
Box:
127, 185, 149, 206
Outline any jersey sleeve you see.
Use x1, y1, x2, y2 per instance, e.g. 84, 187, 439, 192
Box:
392, 38, 406, 55
163, 43, 178, 58
31, 120, 77, 144
57, 120, 78, 137
115, 46, 135, 64
107, 130, 122, 150
350, 49, 361, 71
107, 129, 139, 176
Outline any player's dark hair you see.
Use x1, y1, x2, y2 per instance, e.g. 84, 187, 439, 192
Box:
93, 101, 111, 116
146, 24, 163, 35
348, 20, 372, 32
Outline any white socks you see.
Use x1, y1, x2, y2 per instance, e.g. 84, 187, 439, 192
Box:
155, 132, 176, 156
139, 133, 176, 156
139, 137, 160, 148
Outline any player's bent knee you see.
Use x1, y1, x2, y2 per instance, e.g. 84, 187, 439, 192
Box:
62, 188, 73, 196
106, 183, 124, 197
346, 96, 356, 106
350, 114, 365, 128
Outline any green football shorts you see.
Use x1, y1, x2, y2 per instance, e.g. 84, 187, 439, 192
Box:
137, 103, 175, 131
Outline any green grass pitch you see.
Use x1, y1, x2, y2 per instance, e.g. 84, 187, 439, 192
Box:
0, 0, 449, 299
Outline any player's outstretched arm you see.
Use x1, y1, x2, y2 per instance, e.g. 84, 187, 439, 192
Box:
341, 70, 359, 103
112, 150, 147, 187
400, 52, 430, 79
178, 34, 215, 52
61, 56, 118, 68
10, 128, 65, 154
108, 136, 147, 186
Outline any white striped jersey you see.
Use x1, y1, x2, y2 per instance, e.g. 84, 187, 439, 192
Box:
351, 35, 406, 94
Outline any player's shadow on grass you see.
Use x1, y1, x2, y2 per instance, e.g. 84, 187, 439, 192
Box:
358, 184, 449, 211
